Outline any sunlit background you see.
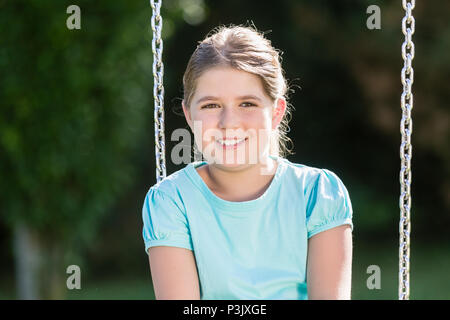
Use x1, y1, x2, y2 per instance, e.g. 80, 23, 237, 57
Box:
0, 0, 449, 299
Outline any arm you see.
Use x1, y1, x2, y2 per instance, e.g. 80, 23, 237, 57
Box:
148, 246, 201, 300
306, 224, 353, 300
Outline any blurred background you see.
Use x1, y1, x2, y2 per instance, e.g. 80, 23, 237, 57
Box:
0, 0, 449, 300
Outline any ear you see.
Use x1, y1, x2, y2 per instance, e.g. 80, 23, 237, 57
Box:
182, 100, 192, 129
272, 97, 287, 130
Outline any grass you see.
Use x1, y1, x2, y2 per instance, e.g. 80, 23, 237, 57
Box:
352, 241, 450, 299
66, 277, 155, 300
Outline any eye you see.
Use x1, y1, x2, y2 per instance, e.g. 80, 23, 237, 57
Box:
241, 102, 256, 107
201, 104, 219, 109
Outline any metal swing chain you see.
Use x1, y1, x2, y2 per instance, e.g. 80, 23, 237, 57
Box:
150, 0, 166, 183
399, 0, 415, 301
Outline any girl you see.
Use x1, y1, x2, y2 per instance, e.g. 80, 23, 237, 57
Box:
142, 25, 353, 300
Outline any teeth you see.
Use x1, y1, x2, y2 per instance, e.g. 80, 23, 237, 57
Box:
218, 138, 246, 146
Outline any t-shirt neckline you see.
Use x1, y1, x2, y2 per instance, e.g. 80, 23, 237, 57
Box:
184, 155, 284, 212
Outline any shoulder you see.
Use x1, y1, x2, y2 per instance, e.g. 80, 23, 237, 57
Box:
144, 165, 191, 202
283, 157, 345, 180
280, 158, 348, 198
142, 166, 193, 224
281, 158, 323, 187
285, 160, 321, 178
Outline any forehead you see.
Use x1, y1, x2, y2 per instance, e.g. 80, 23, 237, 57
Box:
194, 66, 268, 98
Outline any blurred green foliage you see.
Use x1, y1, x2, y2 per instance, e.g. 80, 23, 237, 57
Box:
0, 0, 152, 248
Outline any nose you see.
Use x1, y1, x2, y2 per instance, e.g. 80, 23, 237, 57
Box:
218, 106, 241, 130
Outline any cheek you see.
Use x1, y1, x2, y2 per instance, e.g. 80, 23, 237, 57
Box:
199, 118, 218, 141
249, 113, 272, 132
190, 114, 213, 134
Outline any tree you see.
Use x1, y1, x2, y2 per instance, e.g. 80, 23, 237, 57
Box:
0, 0, 153, 298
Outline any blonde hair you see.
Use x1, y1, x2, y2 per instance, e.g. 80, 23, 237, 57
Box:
182, 24, 295, 158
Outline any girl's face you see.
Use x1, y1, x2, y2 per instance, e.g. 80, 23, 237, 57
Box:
183, 66, 286, 168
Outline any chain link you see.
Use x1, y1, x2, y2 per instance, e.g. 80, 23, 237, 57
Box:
150, 0, 166, 183
399, 0, 415, 301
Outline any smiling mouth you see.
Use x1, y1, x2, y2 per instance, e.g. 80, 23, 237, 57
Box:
216, 137, 248, 148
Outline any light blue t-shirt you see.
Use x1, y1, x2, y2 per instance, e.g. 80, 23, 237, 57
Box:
142, 155, 353, 300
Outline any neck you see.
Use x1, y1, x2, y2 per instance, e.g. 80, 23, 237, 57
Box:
205, 156, 278, 201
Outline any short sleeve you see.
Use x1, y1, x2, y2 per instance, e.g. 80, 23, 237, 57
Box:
142, 187, 193, 254
306, 169, 353, 239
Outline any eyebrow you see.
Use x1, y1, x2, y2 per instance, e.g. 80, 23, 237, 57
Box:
194, 95, 262, 105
